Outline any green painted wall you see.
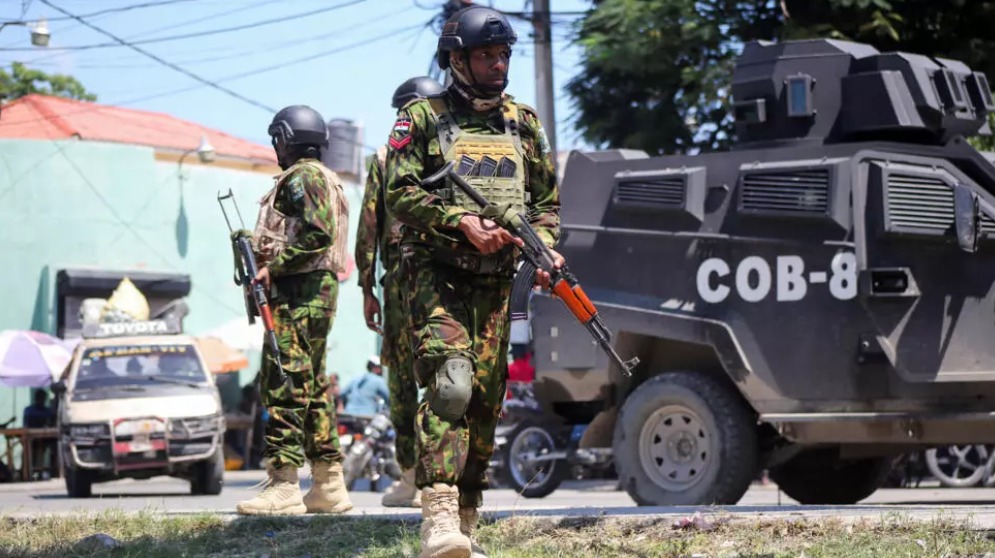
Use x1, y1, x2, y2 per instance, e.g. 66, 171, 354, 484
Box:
0, 138, 378, 429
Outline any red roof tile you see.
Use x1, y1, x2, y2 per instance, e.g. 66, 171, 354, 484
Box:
0, 94, 276, 164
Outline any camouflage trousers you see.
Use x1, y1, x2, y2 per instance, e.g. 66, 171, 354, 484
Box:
402, 244, 512, 509
261, 280, 342, 469
381, 266, 419, 471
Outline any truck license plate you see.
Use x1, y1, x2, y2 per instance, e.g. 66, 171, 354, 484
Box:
129, 434, 152, 453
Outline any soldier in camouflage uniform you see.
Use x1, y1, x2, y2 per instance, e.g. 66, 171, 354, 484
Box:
384, 7, 562, 558
355, 76, 445, 509
235, 105, 353, 516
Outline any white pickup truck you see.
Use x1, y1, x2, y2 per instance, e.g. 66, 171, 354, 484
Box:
52, 319, 226, 498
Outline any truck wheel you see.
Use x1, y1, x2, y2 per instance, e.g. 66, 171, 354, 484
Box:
65, 466, 92, 498
613, 371, 758, 506
769, 448, 894, 504
190, 450, 224, 495
499, 420, 567, 499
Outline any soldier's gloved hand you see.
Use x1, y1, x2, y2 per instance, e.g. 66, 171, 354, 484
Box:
230, 229, 253, 241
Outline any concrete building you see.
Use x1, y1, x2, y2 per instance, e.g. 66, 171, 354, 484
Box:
0, 94, 377, 425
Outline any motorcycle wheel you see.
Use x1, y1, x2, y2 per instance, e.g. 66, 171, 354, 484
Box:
343, 445, 373, 491
499, 419, 566, 499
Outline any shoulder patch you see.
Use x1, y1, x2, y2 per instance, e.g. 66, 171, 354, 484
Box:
389, 115, 413, 150
287, 174, 306, 203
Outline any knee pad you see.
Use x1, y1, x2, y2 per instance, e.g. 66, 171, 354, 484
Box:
428, 356, 474, 421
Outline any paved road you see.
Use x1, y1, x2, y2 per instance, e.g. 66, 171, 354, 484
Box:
5, 471, 995, 526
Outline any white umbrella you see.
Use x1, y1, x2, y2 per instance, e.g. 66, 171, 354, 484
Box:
201, 317, 264, 352
0, 330, 78, 388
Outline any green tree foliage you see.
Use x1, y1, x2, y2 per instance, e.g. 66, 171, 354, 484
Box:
0, 61, 97, 102
567, 0, 995, 154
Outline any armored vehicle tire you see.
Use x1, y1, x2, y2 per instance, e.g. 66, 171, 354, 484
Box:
65, 465, 92, 498
498, 419, 567, 498
769, 448, 894, 504
190, 450, 224, 495
613, 371, 758, 506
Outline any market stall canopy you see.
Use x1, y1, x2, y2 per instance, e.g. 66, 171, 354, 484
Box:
195, 336, 249, 374
0, 330, 78, 388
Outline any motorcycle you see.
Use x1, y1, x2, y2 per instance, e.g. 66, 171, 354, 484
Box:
490, 382, 616, 498
339, 400, 402, 492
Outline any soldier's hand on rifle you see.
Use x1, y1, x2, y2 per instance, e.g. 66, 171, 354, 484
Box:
363, 292, 383, 334
254, 267, 272, 291
536, 249, 565, 290
458, 214, 523, 255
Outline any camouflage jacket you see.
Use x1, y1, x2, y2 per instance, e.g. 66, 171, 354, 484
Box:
261, 158, 339, 308
383, 91, 560, 255
354, 146, 403, 293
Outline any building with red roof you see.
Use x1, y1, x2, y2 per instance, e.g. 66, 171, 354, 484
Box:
0, 94, 279, 173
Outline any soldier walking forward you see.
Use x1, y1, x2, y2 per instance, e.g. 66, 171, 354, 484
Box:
355, 76, 446, 509
384, 7, 562, 557
235, 105, 353, 516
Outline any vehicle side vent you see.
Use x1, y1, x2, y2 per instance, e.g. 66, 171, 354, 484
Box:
740, 169, 830, 214
982, 213, 995, 236
611, 167, 706, 222
886, 173, 954, 232
614, 177, 684, 208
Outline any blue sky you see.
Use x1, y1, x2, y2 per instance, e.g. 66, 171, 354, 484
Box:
0, 0, 594, 154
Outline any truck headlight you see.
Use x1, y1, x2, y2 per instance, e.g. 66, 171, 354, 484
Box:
169, 414, 221, 438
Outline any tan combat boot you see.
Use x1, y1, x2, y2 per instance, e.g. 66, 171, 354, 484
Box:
420, 483, 471, 558
235, 463, 307, 516
303, 460, 354, 514
459, 507, 488, 558
382, 467, 422, 507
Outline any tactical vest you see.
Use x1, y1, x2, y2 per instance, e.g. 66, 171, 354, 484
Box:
427, 96, 529, 215
253, 159, 350, 275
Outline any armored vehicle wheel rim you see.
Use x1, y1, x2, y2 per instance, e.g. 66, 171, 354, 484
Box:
509, 425, 557, 489
638, 404, 712, 491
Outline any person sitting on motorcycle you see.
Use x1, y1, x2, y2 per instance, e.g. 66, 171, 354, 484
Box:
341, 356, 391, 417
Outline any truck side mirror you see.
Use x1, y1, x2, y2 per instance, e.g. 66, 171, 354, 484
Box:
50, 380, 66, 396
953, 182, 981, 253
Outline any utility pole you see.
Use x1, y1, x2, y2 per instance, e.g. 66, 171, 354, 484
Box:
532, 0, 557, 165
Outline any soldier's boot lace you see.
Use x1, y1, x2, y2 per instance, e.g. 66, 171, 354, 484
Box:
419, 483, 471, 558
235, 463, 307, 516
303, 460, 354, 514
459, 506, 488, 558
381, 467, 422, 507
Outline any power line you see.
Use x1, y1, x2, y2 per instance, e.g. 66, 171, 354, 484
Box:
36, 0, 276, 112
1, 19, 430, 152
1, 0, 369, 52
1, 0, 194, 25
7, 3, 419, 71
15, 0, 273, 61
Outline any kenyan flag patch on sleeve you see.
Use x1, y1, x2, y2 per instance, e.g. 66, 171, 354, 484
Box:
389, 117, 413, 150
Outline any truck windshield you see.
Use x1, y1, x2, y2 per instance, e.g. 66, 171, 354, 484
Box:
75, 344, 208, 389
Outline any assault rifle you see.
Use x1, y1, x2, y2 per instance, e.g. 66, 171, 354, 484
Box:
217, 189, 289, 387
421, 161, 640, 376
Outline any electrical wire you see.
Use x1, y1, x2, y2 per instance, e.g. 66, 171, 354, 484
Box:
1, 0, 195, 25
1, 18, 429, 152
16, 0, 273, 62
9, 3, 419, 71
1, 0, 370, 52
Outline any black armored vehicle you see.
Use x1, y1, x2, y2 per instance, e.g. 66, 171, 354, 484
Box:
529, 38, 995, 506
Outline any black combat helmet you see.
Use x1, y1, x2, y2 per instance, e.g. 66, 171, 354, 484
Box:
392, 76, 445, 109
436, 5, 517, 70
267, 105, 329, 148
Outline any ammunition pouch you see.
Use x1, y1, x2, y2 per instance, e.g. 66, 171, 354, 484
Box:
429, 356, 474, 421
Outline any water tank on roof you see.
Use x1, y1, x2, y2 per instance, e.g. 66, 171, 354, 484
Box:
323, 118, 364, 179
